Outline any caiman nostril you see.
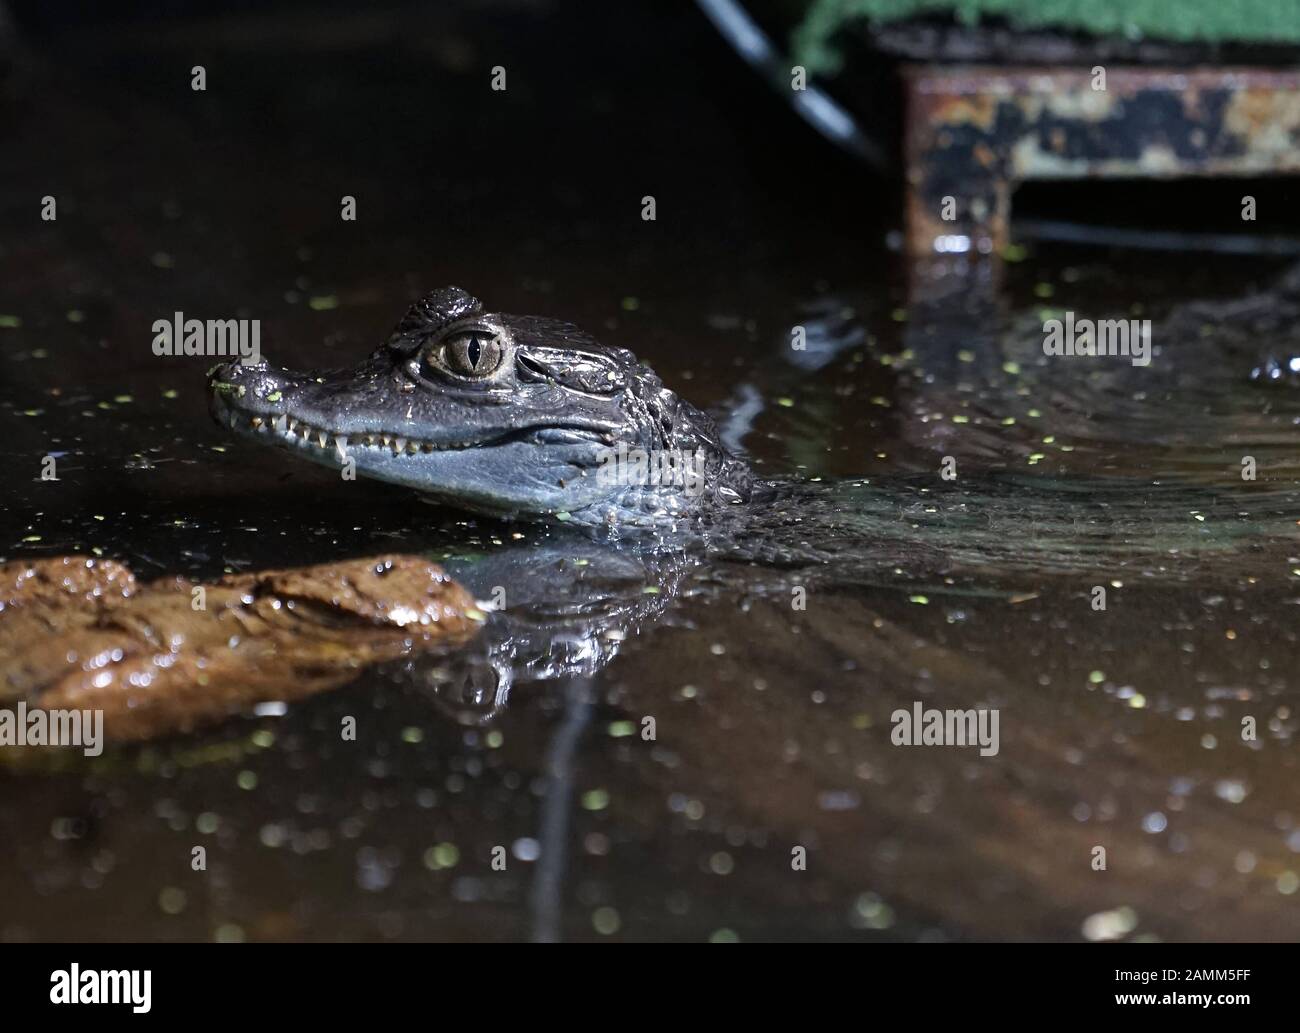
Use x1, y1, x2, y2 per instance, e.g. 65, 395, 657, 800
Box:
207, 355, 270, 381
206, 359, 240, 382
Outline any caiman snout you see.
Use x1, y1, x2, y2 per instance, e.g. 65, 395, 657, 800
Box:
208, 356, 278, 395
207, 357, 303, 428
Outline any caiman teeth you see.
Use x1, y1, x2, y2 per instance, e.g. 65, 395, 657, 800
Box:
222, 399, 501, 456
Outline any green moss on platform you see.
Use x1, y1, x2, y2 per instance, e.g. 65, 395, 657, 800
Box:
794, 0, 1300, 73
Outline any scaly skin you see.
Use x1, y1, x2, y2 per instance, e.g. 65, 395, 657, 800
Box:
208, 287, 754, 533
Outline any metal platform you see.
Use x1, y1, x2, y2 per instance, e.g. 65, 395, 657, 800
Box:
903, 66, 1300, 267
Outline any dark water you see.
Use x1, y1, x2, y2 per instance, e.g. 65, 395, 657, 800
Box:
3, 3, 1300, 942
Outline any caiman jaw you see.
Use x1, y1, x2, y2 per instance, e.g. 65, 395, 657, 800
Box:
211, 390, 521, 458
208, 359, 609, 460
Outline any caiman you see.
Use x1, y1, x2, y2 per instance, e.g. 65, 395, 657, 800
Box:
207, 285, 1300, 578
208, 287, 754, 535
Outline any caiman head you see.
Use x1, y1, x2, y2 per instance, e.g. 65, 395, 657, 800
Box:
208, 287, 752, 530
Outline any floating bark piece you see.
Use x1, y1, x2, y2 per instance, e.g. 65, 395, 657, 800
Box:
0, 554, 480, 742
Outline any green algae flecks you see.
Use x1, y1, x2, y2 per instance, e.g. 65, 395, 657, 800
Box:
581, 788, 610, 811
423, 843, 459, 870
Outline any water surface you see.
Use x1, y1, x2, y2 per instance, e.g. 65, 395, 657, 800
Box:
2, 2, 1299, 942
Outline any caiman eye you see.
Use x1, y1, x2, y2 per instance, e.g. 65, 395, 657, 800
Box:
441, 332, 503, 378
